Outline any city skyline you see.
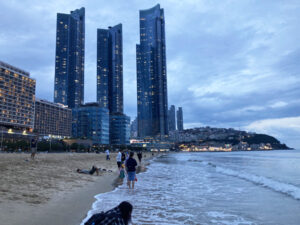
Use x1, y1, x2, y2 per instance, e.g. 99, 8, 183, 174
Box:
0, 0, 299, 147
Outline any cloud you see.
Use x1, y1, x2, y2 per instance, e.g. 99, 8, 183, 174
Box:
245, 116, 300, 148
0, 0, 300, 146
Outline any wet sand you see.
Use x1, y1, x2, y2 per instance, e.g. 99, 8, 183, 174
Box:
0, 152, 153, 225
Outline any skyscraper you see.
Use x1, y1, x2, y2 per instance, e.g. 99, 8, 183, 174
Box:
177, 107, 184, 131
97, 24, 123, 114
54, 7, 85, 108
136, 4, 168, 138
97, 24, 129, 145
168, 105, 176, 131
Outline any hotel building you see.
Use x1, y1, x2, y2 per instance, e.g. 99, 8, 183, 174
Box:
34, 99, 72, 138
0, 61, 36, 130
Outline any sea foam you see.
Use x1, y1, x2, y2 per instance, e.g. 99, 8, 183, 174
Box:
215, 165, 300, 200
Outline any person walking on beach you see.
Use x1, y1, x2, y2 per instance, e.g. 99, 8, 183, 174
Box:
105, 149, 110, 160
121, 151, 126, 163
30, 137, 37, 160
116, 150, 122, 169
125, 152, 137, 189
137, 151, 142, 164
84, 201, 133, 225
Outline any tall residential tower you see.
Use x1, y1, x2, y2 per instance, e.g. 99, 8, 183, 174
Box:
177, 107, 184, 131
54, 7, 85, 108
136, 4, 168, 138
97, 24, 129, 145
97, 24, 123, 113
168, 105, 176, 131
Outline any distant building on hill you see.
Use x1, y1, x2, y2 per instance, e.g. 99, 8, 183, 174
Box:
54, 7, 85, 108
34, 99, 71, 138
0, 61, 36, 130
177, 107, 184, 131
72, 103, 109, 144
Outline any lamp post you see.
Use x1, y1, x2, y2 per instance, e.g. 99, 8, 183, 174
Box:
49, 135, 52, 152
1, 128, 3, 151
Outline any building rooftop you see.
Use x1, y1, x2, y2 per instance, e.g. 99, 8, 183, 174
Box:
0, 61, 30, 77
36, 99, 70, 109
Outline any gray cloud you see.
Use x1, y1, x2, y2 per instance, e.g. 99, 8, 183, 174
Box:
0, 0, 300, 147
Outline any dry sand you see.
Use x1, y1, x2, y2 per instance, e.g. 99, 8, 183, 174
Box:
0, 152, 153, 225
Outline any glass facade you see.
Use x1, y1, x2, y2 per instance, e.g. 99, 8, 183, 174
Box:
97, 24, 123, 114
110, 113, 130, 145
136, 4, 169, 138
72, 103, 109, 144
0, 61, 36, 129
97, 24, 129, 145
34, 99, 72, 137
177, 107, 184, 131
168, 105, 176, 131
54, 7, 85, 108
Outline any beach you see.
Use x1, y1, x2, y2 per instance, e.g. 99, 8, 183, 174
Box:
0, 152, 152, 225
82, 150, 300, 225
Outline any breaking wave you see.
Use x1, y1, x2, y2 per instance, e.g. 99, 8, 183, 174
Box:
215, 165, 300, 200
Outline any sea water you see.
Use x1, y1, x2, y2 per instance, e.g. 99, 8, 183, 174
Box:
81, 150, 300, 225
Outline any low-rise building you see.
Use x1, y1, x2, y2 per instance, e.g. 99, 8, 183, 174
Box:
110, 113, 130, 145
34, 99, 71, 138
72, 103, 109, 144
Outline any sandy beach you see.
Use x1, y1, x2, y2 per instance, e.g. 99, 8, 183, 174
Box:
0, 152, 153, 225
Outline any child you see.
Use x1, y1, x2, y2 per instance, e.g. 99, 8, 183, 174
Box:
119, 164, 125, 179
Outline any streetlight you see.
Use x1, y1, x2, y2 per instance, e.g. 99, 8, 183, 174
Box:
0, 128, 3, 151
49, 134, 52, 152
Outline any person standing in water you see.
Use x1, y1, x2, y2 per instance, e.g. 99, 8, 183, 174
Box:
125, 152, 137, 189
137, 151, 142, 164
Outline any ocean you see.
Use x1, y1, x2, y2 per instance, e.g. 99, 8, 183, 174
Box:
81, 150, 300, 225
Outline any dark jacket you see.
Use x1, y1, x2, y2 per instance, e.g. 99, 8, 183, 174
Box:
84, 207, 125, 225
126, 158, 137, 172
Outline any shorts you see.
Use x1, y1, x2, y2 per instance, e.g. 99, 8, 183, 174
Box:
117, 162, 122, 168
127, 171, 136, 181
31, 147, 37, 153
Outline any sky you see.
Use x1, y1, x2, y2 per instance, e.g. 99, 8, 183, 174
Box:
0, 0, 300, 148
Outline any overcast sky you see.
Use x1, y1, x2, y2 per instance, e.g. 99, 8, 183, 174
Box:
1, 0, 300, 147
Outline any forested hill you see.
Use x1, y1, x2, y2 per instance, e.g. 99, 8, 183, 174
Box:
169, 127, 291, 150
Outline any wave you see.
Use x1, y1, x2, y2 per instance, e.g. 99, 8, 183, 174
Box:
215, 165, 300, 200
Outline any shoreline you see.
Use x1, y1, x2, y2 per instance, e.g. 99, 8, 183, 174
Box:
0, 152, 157, 225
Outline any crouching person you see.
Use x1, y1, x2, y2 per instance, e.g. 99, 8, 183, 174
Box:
84, 201, 133, 225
